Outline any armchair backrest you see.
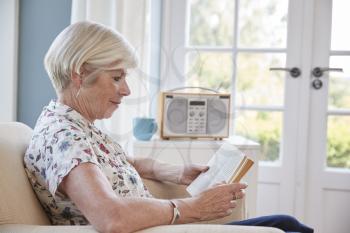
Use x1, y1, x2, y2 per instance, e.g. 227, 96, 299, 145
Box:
0, 122, 50, 225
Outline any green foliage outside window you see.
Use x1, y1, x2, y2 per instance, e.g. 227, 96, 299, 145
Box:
187, 0, 350, 168
235, 111, 281, 161
327, 116, 350, 168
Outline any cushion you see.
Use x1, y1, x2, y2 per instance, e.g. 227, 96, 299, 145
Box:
0, 122, 50, 225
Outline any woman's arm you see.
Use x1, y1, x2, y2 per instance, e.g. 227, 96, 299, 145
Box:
129, 157, 208, 184
59, 163, 246, 233
60, 163, 175, 233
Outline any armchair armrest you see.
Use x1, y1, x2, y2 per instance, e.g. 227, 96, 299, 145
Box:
0, 224, 284, 233
0, 180, 280, 233
142, 179, 246, 224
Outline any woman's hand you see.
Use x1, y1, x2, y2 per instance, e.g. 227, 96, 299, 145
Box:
178, 164, 209, 185
176, 182, 247, 222
131, 158, 209, 185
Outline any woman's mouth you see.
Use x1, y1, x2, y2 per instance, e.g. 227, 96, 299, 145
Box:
110, 101, 121, 105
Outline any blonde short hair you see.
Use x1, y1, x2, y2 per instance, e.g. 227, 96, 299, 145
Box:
44, 21, 138, 93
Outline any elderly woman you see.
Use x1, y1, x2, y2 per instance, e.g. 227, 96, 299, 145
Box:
24, 21, 313, 233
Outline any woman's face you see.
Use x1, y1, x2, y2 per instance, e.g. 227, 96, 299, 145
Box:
81, 69, 130, 121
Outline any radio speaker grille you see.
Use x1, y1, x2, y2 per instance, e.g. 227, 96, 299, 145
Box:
207, 99, 228, 134
166, 98, 187, 133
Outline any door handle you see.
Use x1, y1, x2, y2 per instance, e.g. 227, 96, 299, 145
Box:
312, 67, 343, 78
311, 67, 343, 90
269, 67, 301, 78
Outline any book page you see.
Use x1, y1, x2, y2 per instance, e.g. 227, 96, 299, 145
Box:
186, 143, 245, 196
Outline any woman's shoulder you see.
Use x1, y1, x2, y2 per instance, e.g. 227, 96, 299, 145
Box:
25, 110, 95, 165
33, 100, 89, 134
34, 104, 87, 134
26, 113, 90, 158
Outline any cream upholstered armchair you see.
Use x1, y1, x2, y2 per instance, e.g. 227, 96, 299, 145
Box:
0, 122, 282, 233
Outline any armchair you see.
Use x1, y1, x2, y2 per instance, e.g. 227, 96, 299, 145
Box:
0, 122, 282, 233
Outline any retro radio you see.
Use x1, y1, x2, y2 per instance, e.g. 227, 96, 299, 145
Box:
159, 92, 231, 139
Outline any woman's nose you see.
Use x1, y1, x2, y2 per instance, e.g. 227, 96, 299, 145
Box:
120, 80, 131, 96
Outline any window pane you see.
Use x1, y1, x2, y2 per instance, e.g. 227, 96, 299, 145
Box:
328, 56, 350, 109
331, 0, 350, 51
188, 0, 234, 46
236, 53, 286, 106
238, 0, 288, 48
327, 116, 350, 169
235, 110, 282, 161
186, 52, 232, 93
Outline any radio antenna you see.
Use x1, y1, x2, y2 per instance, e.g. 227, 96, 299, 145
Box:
215, 82, 224, 92
166, 86, 219, 93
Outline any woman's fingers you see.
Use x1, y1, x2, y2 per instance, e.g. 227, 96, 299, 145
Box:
229, 182, 248, 192
189, 182, 248, 221
190, 164, 209, 172
199, 165, 209, 172
232, 189, 245, 200
212, 181, 226, 187
210, 182, 247, 194
179, 164, 210, 185
230, 200, 237, 208
196, 184, 243, 220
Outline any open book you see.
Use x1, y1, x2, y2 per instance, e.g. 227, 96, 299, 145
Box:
186, 143, 254, 196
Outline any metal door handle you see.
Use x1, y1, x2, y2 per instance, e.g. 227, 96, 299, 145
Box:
312, 67, 343, 78
269, 67, 301, 78
311, 67, 343, 90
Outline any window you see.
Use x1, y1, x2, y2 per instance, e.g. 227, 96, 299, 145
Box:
167, 0, 289, 161
326, 0, 350, 169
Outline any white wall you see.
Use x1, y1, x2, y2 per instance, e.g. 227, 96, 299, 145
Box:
0, 0, 19, 122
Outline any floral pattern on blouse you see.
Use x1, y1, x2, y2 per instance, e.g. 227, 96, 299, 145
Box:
24, 100, 152, 225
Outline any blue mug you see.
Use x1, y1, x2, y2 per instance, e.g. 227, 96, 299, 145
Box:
133, 117, 158, 141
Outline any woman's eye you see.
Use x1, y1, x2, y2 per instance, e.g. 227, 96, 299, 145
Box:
112, 71, 126, 82
113, 76, 121, 82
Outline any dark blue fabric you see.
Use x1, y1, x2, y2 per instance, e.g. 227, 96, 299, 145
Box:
226, 214, 313, 233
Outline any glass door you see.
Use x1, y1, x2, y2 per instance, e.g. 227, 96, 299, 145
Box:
305, 0, 350, 232
161, 1, 350, 231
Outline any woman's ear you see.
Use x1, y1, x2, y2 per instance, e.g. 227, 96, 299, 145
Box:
71, 71, 82, 88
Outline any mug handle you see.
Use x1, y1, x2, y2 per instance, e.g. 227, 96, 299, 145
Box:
151, 121, 158, 134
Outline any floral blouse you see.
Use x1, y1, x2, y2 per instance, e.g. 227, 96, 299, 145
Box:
24, 100, 152, 225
